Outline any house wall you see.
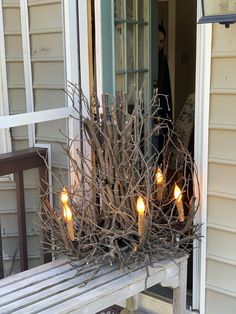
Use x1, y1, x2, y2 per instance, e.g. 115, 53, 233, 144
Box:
0, 0, 68, 276
206, 23, 236, 314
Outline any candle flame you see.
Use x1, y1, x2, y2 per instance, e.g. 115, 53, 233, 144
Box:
174, 184, 182, 201
155, 168, 163, 185
136, 196, 145, 215
63, 204, 72, 221
61, 187, 69, 205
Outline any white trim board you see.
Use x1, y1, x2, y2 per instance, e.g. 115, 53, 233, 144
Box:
20, 0, 35, 147
0, 107, 73, 130
193, 1, 212, 312
0, 0, 13, 181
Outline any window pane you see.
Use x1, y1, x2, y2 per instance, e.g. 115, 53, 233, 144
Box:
138, 25, 144, 68
127, 73, 136, 105
138, 0, 149, 21
138, 0, 144, 20
138, 73, 145, 91
114, 0, 124, 19
116, 74, 125, 93
115, 23, 125, 70
126, 0, 135, 19
127, 24, 135, 69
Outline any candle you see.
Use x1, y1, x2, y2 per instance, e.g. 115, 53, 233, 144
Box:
61, 187, 69, 205
64, 204, 75, 241
174, 184, 184, 222
155, 167, 165, 201
61, 187, 75, 241
136, 196, 145, 237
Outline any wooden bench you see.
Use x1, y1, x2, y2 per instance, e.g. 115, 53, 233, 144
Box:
0, 255, 188, 314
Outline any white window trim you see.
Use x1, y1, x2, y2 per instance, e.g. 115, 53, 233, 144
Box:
193, 1, 212, 312
20, 0, 35, 147
0, 0, 12, 181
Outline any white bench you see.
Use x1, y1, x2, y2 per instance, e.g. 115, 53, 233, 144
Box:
0, 255, 188, 314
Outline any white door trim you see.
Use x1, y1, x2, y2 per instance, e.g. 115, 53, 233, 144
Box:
0, 0, 12, 163
94, 0, 103, 101
193, 1, 212, 312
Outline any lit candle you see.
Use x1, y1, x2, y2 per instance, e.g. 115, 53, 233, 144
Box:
61, 187, 75, 241
155, 167, 165, 201
63, 204, 75, 241
61, 187, 69, 205
174, 184, 184, 222
136, 196, 145, 237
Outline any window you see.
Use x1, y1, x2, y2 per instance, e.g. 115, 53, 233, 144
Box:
114, 0, 150, 107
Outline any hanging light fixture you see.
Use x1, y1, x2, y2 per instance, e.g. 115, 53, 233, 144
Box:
199, 0, 236, 28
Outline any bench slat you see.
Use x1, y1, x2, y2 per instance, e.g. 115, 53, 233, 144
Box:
0, 255, 188, 314
0, 258, 67, 289
40, 261, 180, 314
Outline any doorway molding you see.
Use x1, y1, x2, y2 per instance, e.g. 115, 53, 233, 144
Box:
193, 1, 212, 312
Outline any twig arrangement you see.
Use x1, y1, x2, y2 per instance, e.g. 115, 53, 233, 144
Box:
41, 84, 200, 273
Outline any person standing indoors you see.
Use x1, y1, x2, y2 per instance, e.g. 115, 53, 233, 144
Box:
152, 24, 173, 160
154, 24, 172, 122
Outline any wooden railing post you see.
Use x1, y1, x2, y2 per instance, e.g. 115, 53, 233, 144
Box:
15, 171, 28, 271
0, 219, 4, 279
39, 164, 52, 264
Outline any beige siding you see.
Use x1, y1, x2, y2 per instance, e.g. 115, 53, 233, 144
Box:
0, 0, 67, 276
206, 23, 236, 313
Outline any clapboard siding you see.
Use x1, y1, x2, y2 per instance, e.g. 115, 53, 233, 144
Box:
34, 89, 65, 111
29, 2, 62, 31
206, 289, 236, 314
208, 163, 236, 195
31, 33, 63, 59
206, 24, 236, 313
0, 188, 38, 212
1, 211, 39, 234
209, 129, 236, 160
5, 35, 23, 58
211, 58, 236, 89
206, 259, 236, 294
2, 7, 21, 32
209, 95, 236, 125
207, 195, 236, 229
207, 227, 236, 261
8, 89, 26, 114
32, 62, 64, 86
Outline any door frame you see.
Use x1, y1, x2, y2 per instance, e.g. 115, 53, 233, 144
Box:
160, 0, 211, 310
193, 1, 212, 312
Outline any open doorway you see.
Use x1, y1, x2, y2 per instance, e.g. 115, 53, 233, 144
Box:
149, 0, 197, 308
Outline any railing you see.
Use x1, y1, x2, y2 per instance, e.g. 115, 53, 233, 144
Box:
0, 147, 52, 278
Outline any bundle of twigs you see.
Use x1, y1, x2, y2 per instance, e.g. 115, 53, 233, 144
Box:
41, 84, 200, 272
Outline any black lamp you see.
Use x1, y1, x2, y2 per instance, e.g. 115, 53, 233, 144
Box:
198, 0, 236, 28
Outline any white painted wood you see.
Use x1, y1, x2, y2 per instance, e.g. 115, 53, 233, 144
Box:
173, 258, 188, 314
78, 0, 90, 107
193, 1, 212, 311
0, 107, 72, 129
121, 295, 139, 313
0, 257, 67, 288
94, 0, 103, 103
63, 0, 81, 185
0, 255, 188, 314
20, 0, 35, 147
0, 0, 12, 181
34, 143, 53, 206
